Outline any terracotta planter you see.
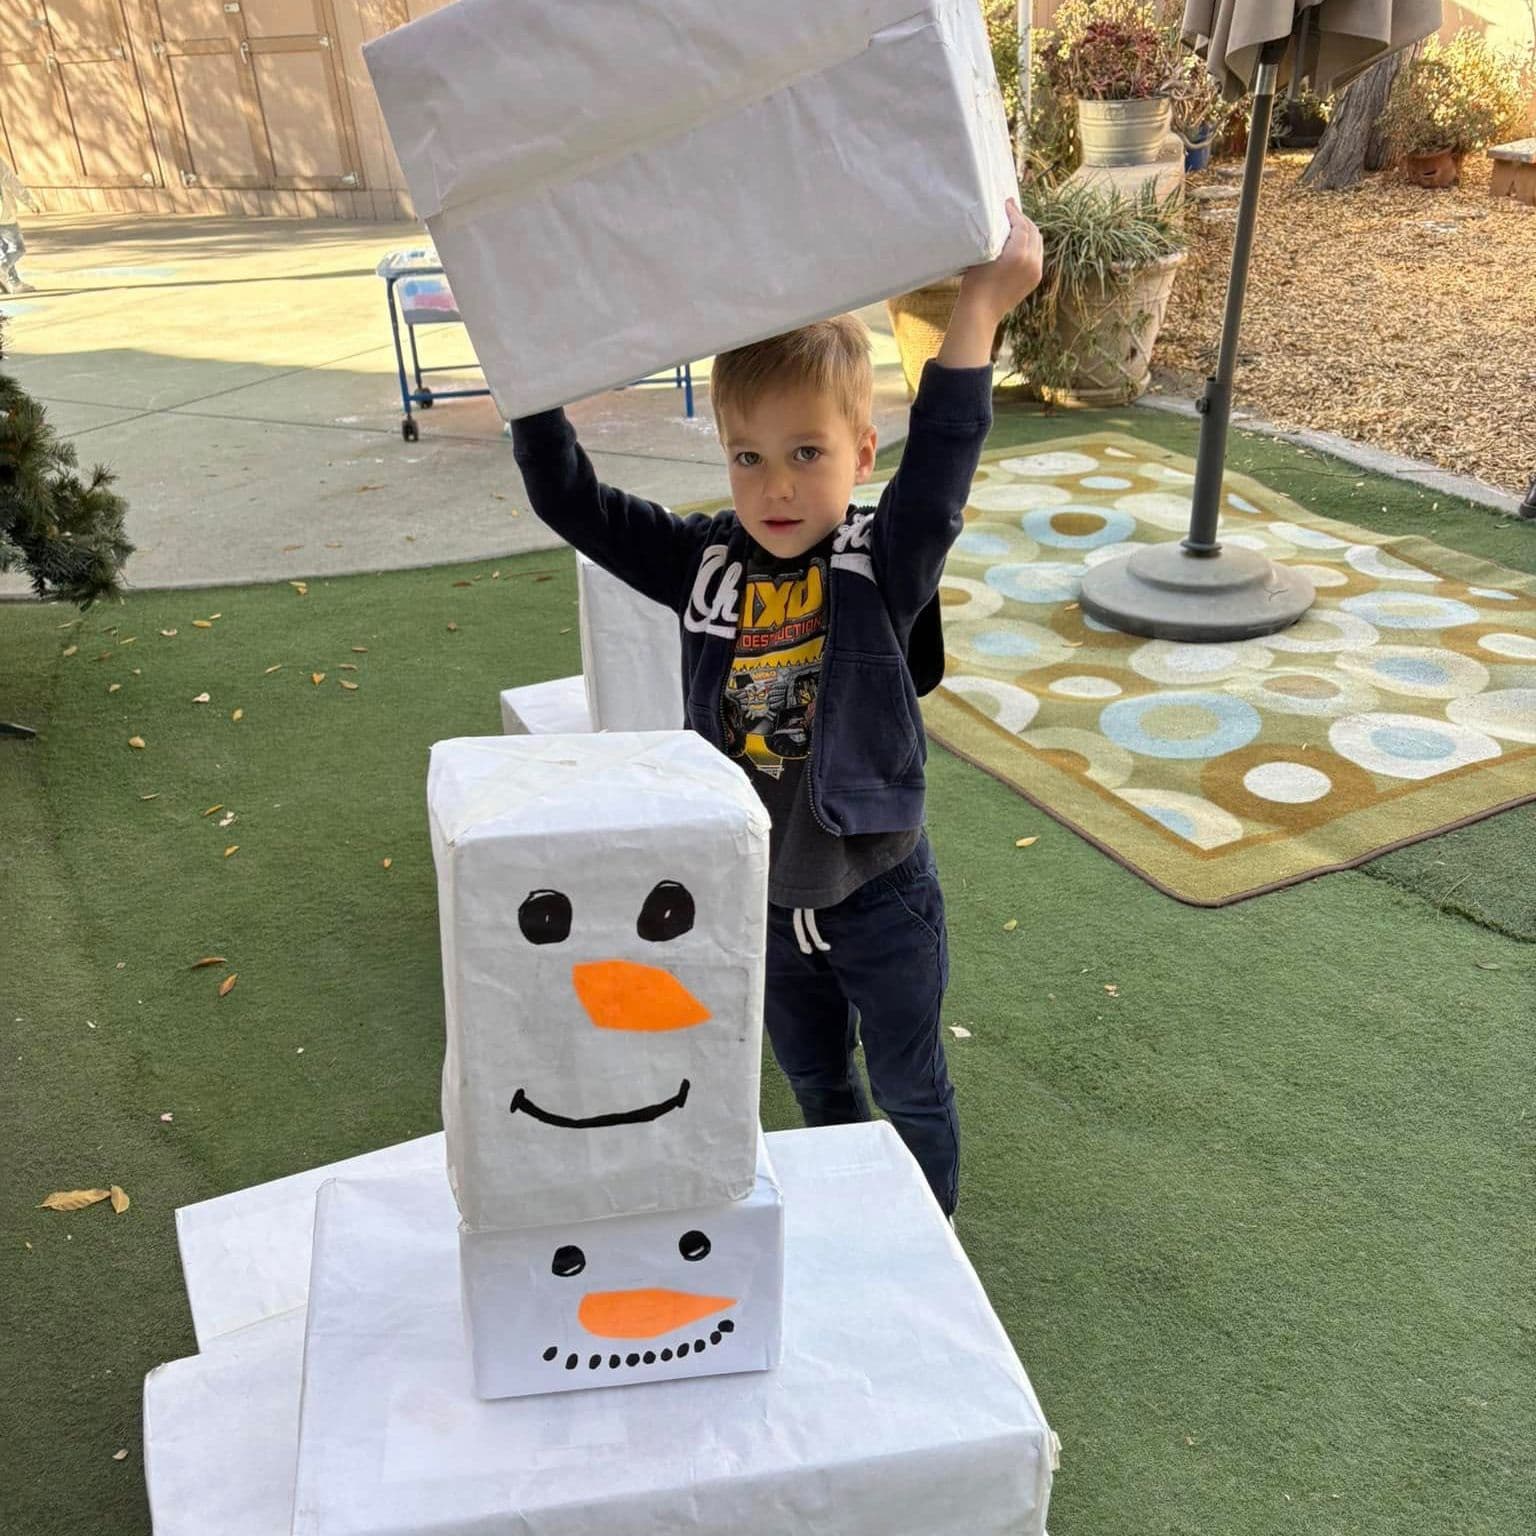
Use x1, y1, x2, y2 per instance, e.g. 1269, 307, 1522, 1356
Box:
1043, 250, 1186, 407
1402, 148, 1463, 188
885, 280, 1005, 398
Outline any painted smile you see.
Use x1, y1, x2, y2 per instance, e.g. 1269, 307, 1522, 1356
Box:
508, 1078, 691, 1129
541, 1317, 737, 1373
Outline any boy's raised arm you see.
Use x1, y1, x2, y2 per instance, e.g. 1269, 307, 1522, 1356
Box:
870, 201, 1043, 625
511, 409, 715, 614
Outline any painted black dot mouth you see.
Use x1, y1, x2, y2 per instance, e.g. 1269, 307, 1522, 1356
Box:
545, 1318, 736, 1373
509, 1079, 690, 1130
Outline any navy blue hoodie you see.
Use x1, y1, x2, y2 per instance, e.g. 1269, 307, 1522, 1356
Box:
510, 359, 992, 837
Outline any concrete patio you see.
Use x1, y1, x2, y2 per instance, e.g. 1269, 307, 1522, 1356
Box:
0, 213, 915, 595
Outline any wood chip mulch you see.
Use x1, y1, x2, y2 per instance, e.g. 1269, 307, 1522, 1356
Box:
1156, 152, 1536, 497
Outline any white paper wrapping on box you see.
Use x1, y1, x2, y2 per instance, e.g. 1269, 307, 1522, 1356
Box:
175, 1133, 446, 1350
499, 675, 592, 736
427, 733, 770, 1231
363, 0, 1017, 419
576, 553, 684, 732
459, 1131, 782, 1399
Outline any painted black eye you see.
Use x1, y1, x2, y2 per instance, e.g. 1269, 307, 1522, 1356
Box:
678, 1229, 710, 1262
520, 889, 572, 945
551, 1244, 585, 1278
638, 881, 695, 943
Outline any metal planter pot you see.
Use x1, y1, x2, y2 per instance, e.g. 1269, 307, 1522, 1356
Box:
1076, 97, 1173, 167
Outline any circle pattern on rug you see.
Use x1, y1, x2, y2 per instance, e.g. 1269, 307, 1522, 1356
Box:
1476, 631, 1536, 660
1049, 674, 1125, 699
1243, 762, 1330, 802
1269, 522, 1350, 551
1265, 609, 1380, 654
945, 674, 1041, 734
1001, 451, 1098, 477
1344, 545, 1440, 584
1337, 644, 1489, 700
1468, 586, 1518, 603
1225, 667, 1381, 718
1445, 689, 1536, 744
1023, 504, 1136, 550
1080, 475, 1134, 491
1227, 493, 1261, 514
1199, 744, 1379, 830
953, 529, 1016, 560
1100, 691, 1261, 760
1114, 786, 1244, 848
968, 481, 1075, 513
985, 561, 1083, 605
1329, 712, 1501, 780
949, 618, 1075, 673
938, 575, 1004, 621
1113, 491, 1195, 531
1340, 592, 1480, 631
1130, 638, 1273, 686
1025, 726, 1136, 788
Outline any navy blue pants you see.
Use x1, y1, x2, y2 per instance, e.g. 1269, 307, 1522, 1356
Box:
764, 837, 960, 1215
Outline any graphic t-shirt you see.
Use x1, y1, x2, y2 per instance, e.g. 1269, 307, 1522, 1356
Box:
724, 534, 918, 910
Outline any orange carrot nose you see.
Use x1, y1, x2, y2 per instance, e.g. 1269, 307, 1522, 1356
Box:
571, 961, 710, 1032
577, 1288, 736, 1340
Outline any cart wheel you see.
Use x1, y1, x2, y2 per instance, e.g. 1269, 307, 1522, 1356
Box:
401, 418, 419, 443
418, 392, 434, 409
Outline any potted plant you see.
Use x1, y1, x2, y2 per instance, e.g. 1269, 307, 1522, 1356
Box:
1379, 31, 1533, 188
1000, 175, 1186, 406
1167, 50, 1226, 170
1038, 0, 1181, 168
1273, 87, 1331, 149
887, 0, 1022, 394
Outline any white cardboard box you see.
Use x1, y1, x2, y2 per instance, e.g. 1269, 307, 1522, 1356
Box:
364, 0, 1017, 419
459, 1131, 783, 1399
499, 675, 593, 736
576, 553, 684, 732
427, 733, 770, 1231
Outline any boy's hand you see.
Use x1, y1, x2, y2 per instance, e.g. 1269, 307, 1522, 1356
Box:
936, 199, 1044, 370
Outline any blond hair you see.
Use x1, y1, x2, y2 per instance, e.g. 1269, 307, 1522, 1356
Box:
711, 315, 874, 438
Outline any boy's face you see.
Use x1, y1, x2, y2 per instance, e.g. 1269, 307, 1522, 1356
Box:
719, 385, 877, 560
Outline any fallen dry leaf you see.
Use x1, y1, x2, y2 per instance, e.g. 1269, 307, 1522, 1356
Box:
138, 792, 159, 801
1015, 836, 1038, 848
107, 683, 121, 694
381, 857, 393, 870
339, 680, 359, 691
128, 736, 145, 750
119, 636, 137, 645
192, 619, 212, 629
1104, 984, 1120, 997
160, 628, 178, 637
337, 663, 357, 671
218, 973, 238, 997
948, 1025, 972, 1040
95, 650, 112, 661
159, 1112, 173, 1123
263, 664, 283, 675
208, 613, 221, 621
109, 1185, 130, 1215
282, 544, 303, 554
191, 956, 227, 969
534, 574, 553, 583
325, 540, 342, 548
218, 812, 235, 829
446, 622, 459, 632
202, 804, 223, 817
113, 1449, 129, 1461
311, 672, 325, 685
223, 845, 239, 858
1475, 960, 1502, 971
1002, 918, 1019, 933
38, 1189, 111, 1212
350, 646, 368, 654
290, 581, 309, 596
62, 643, 78, 657
452, 580, 473, 588
230, 708, 243, 722
192, 692, 210, 704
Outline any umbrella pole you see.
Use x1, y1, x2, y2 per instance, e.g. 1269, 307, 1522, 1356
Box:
1077, 37, 1315, 644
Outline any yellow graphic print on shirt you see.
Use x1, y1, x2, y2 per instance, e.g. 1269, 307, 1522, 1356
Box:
724, 557, 827, 780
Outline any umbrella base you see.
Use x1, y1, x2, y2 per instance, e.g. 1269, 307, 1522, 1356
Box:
1079, 543, 1316, 642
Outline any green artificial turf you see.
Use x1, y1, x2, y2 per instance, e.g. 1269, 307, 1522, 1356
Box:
2, 415, 1532, 1536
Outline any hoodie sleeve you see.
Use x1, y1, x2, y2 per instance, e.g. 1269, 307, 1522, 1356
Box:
510, 409, 715, 614
867, 360, 992, 628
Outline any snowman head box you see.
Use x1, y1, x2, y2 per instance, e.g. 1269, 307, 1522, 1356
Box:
427, 734, 770, 1231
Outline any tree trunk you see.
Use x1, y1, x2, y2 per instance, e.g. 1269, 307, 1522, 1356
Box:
1298, 42, 1424, 191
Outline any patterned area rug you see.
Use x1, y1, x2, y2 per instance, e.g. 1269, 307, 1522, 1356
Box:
909, 433, 1536, 905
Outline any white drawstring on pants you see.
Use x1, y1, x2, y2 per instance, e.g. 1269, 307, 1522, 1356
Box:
792, 907, 831, 956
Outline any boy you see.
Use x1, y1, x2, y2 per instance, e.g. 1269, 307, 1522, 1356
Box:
511, 199, 1042, 1215
0, 155, 39, 294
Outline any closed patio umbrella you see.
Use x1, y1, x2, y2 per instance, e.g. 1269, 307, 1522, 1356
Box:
1078, 0, 1442, 643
